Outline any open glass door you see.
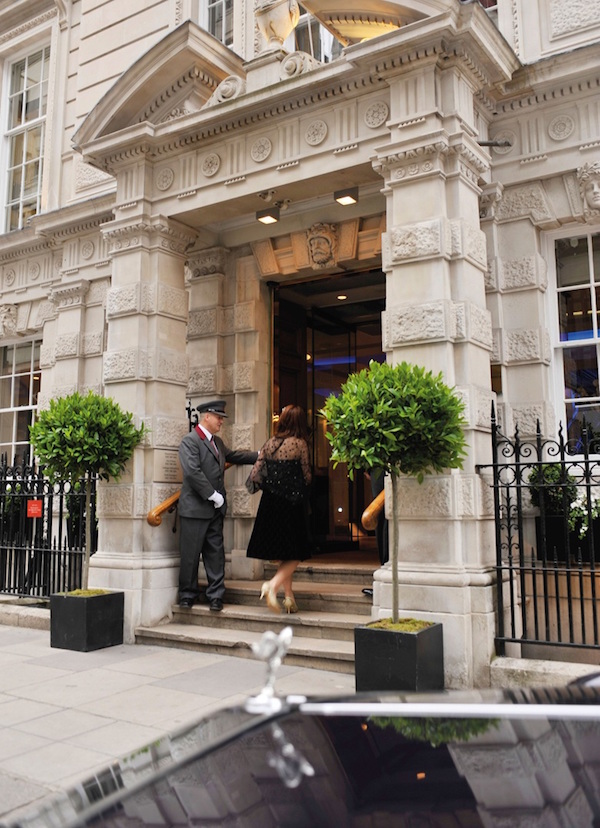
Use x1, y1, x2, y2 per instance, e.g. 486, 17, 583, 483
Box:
273, 270, 385, 555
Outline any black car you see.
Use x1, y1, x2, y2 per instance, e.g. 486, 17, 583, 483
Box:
8, 634, 600, 828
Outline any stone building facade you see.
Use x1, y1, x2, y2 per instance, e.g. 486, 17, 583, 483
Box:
0, 0, 599, 687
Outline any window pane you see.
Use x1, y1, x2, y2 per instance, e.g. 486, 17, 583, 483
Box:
16, 409, 32, 443
566, 401, 600, 447
9, 93, 24, 129
26, 51, 43, 86
10, 133, 24, 167
8, 204, 21, 231
0, 411, 14, 445
23, 162, 39, 197
563, 344, 598, 399
0, 346, 14, 377
8, 167, 23, 202
0, 376, 13, 408
25, 126, 42, 161
21, 200, 37, 224
556, 237, 589, 287
14, 343, 32, 374
15, 375, 30, 407
558, 288, 594, 341
24, 87, 41, 122
11, 59, 26, 94
593, 234, 600, 283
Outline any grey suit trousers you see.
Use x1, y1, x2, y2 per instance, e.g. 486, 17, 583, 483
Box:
179, 513, 225, 602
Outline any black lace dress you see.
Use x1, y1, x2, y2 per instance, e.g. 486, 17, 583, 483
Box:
246, 436, 313, 561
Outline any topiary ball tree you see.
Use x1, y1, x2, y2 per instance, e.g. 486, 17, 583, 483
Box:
29, 391, 147, 590
321, 360, 467, 622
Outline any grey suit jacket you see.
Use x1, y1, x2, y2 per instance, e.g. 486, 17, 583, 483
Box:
178, 429, 258, 519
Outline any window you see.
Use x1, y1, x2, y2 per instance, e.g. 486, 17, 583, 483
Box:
4, 46, 50, 232
0, 341, 41, 463
555, 233, 600, 444
206, 0, 233, 46
294, 9, 343, 63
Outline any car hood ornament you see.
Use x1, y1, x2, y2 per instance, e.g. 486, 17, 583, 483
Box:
245, 626, 294, 713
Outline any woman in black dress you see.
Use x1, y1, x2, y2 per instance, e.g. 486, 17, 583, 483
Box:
246, 405, 312, 614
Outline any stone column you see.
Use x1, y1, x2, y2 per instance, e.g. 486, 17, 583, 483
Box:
92, 213, 196, 640
186, 247, 269, 583
372, 61, 497, 687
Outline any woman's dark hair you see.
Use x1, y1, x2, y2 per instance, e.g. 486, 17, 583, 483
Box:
275, 405, 309, 441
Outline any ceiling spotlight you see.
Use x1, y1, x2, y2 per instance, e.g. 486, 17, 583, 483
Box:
334, 187, 358, 206
256, 205, 280, 224
337, 294, 347, 301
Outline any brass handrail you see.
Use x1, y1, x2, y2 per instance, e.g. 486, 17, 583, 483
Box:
147, 462, 233, 526
361, 489, 385, 531
147, 490, 180, 526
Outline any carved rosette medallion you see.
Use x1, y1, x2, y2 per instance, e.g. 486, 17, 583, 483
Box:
81, 241, 94, 260
155, 167, 175, 191
548, 115, 574, 142
250, 137, 272, 163
490, 131, 516, 155
201, 153, 221, 178
364, 101, 389, 129
4, 269, 16, 287
28, 262, 40, 281
305, 120, 328, 146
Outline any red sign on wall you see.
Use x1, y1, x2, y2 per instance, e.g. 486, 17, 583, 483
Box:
27, 500, 43, 518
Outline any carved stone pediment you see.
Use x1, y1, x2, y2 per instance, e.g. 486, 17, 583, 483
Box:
73, 21, 245, 145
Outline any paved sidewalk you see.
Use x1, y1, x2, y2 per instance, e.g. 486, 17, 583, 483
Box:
0, 624, 355, 823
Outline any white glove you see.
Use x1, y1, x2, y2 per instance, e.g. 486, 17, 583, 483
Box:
208, 491, 224, 509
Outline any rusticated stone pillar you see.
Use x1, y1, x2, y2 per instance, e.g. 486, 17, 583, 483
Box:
92, 213, 196, 640
371, 60, 499, 688
186, 246, 269, 583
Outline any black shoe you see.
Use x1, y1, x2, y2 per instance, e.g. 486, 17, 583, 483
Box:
209, 598, 224, 612
179, 598, 195, 608
362, 588, 373, 598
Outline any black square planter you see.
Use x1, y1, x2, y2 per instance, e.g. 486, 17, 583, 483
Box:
354, 623, 444, 692
50, 591, 124, 652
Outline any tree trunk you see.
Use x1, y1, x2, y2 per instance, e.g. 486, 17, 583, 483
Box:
390, 472, 399, 623
82, 474, 92, 590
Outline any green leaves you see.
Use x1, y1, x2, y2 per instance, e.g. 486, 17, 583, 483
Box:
321, 360, 467, 481
29, 391, 147, 483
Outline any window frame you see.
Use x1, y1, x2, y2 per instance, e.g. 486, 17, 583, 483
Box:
0, 41, 51, 234
547, 227, 600, 450
0, 338, 42, 464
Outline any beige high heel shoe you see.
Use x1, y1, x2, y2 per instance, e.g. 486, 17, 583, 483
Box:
282, 596, 298, 614
260, 581, 281, 613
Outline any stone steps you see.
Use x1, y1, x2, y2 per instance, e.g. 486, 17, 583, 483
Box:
135, 559, 377, 674
135, 623, 356, 674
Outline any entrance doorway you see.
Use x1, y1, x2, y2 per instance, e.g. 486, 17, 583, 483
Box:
273, 270, 385, 556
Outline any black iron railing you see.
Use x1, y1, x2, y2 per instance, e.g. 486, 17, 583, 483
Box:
479, 404, 600, 655
0, 453, 97, 598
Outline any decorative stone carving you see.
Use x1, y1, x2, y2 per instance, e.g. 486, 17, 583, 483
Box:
220, 307, 235, 334
0, 305, 17, 338
231, 488, 254, 517
80, 241, 95, 260
188, 308, 218, 338
188, 366, 217, 394
250, 137, 272, 163
155, 167, 175, 191
234, 362, 254, 391
395, 477, 452, 518
201, 153, 221, 178
187, 247, 228, 277
154, 418, 189, 449
500, 255, 547, 292
82, 332, 103, 356
305, 120, 328, 146
364, 101, 389, 129
505, 328, 548, 364
28, 262, 41, 281
49, 281, 90, 309
550, 0, 600, 37
281, 52, 320, 79
220, 365, 234, 393
232, 424, 254, 450
255, 0, 300, 51
103, 349, 137, 381
97, 485, 134, 517
495, 184, 555, 226
4, 268, 16, 288
106, 285, 139, 317
55, 334, 80, 359
387, 220, 445, 264
577, 161, 600, 220
204, 75, 246, 108
388, 302, 446, 346
158, 285, 188, 318
307, 223, 337, 269
548, 114, 574, 142
490, 130, 516, 155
